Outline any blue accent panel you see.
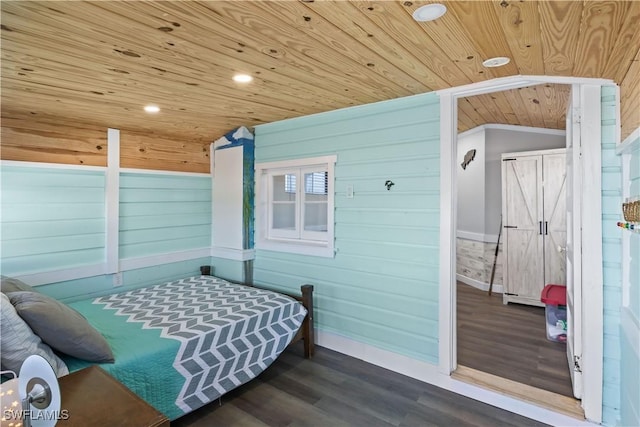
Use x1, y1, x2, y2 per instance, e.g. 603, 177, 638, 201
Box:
119, 173, 211, 259
600, 86, 624, 426
243, 138, 255, 249
253, 92, 440, 363
0, 166, 106, 275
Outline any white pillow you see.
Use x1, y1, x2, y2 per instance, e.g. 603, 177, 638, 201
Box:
0, 293, 69, 377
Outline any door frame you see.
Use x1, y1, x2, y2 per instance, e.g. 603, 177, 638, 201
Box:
437, 75, 613, 423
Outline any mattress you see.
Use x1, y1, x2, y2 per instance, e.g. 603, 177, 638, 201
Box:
63, 275, 307, 420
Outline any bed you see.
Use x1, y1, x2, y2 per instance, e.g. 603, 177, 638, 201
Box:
57, 273, 314, 420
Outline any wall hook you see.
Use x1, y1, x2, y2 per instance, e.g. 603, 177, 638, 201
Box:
384, 180, 395, 190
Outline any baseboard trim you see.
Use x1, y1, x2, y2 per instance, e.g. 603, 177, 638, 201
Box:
315, 330, 597, 427
457, 274, 503, 294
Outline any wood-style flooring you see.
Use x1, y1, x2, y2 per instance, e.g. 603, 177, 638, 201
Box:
172, 343, 548, 427
456, 283, 573, 397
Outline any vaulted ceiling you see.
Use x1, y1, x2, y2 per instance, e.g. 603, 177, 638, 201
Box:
1, 1, 638, 142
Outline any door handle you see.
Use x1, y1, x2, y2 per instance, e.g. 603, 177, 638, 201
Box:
544, 221, 548, 235
539, 221, 543, 235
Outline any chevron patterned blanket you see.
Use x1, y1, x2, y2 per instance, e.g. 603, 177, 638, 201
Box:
69, 275, 307, 419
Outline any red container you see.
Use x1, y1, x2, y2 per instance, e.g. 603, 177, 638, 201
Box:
541, 284, 567, 306
541, 284, 567, 342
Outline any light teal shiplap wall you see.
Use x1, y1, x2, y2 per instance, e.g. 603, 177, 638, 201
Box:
0, 166, 106, 275
119, 172, 211, 259
620, 131, 639, 427
254, 93, 440, 363
601, 86, 623, 426
37, 257, 211, 303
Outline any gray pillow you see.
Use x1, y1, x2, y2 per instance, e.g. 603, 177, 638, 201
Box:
8, 291, 114, 363
1, 276, 34, 293
0, 293, 69, 377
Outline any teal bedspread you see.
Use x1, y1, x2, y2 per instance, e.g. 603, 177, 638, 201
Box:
63, 276, 306, 420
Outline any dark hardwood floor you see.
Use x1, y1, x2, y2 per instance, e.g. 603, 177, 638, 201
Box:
456, 283, 573, 397
172, 343, 548, 427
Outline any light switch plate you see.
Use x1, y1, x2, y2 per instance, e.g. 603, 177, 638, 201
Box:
346, 185, 354, 199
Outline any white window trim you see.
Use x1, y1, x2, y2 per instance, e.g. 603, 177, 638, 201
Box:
256, 155, 336, 258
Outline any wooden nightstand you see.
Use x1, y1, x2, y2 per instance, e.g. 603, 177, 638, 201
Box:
57, 366, 169, 427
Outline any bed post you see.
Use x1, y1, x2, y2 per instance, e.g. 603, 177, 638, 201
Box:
300, 284, 315, 358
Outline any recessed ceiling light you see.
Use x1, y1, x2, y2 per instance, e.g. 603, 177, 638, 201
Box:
412, 4, 447, 22
233, 74, 253, 83
144, 105, 160, 113
482, 57, 511, 68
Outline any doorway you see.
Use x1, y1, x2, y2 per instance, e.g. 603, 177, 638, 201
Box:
437, 76, 608, 423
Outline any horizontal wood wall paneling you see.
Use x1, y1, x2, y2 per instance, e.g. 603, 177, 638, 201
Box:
254, 94, 441, 362
119, 225, 211, 245
119, 214, 211, 230
119, 173, 212, 189
2, 250, 106, 276
0, 123, 107, 166
119, 238, 210, 259
1, 219, 104, 240
119, 172, 211, 259
120, 131, 210, 173
119, 201, 211, 217
0, 166, 106, 275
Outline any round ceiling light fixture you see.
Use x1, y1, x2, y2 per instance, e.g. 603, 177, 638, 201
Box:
412, 4, 447, 22
144, 104, 160, 113
482, 57, 511, 67
233, 73, 253, 83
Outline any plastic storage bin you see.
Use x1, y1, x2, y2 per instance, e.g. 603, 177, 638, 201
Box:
540, 284, 567, 342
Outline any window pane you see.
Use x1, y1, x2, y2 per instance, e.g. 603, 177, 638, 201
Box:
304, 172, 327, 195
273, 203, 296, 230
304, 202, 328, 232
273, 174, 296, 201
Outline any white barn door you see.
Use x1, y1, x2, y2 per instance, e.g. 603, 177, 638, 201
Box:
565, 87, 583, 399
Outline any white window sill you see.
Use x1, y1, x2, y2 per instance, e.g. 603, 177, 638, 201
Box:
256, 239, 335, 258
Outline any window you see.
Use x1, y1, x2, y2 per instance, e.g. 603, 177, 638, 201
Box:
256, 155, 336, 257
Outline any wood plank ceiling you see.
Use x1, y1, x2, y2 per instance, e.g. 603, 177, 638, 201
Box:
1, 1, 638, 142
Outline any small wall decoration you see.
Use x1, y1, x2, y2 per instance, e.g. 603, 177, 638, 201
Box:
384, 180, 395, 190
461, 149, 476, 170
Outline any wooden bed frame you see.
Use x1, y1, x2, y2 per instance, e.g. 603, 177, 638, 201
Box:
200, 266, 314, 358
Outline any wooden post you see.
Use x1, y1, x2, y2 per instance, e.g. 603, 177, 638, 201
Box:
300, 284, 315, 358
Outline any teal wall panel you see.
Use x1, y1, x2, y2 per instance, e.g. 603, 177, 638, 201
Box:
119, 172, 211, 259
601, 87, 623, 426
1, 166, 106, 275
620, 131, 640, 427
253, 92, 441, 363
37, 258, 211, 303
